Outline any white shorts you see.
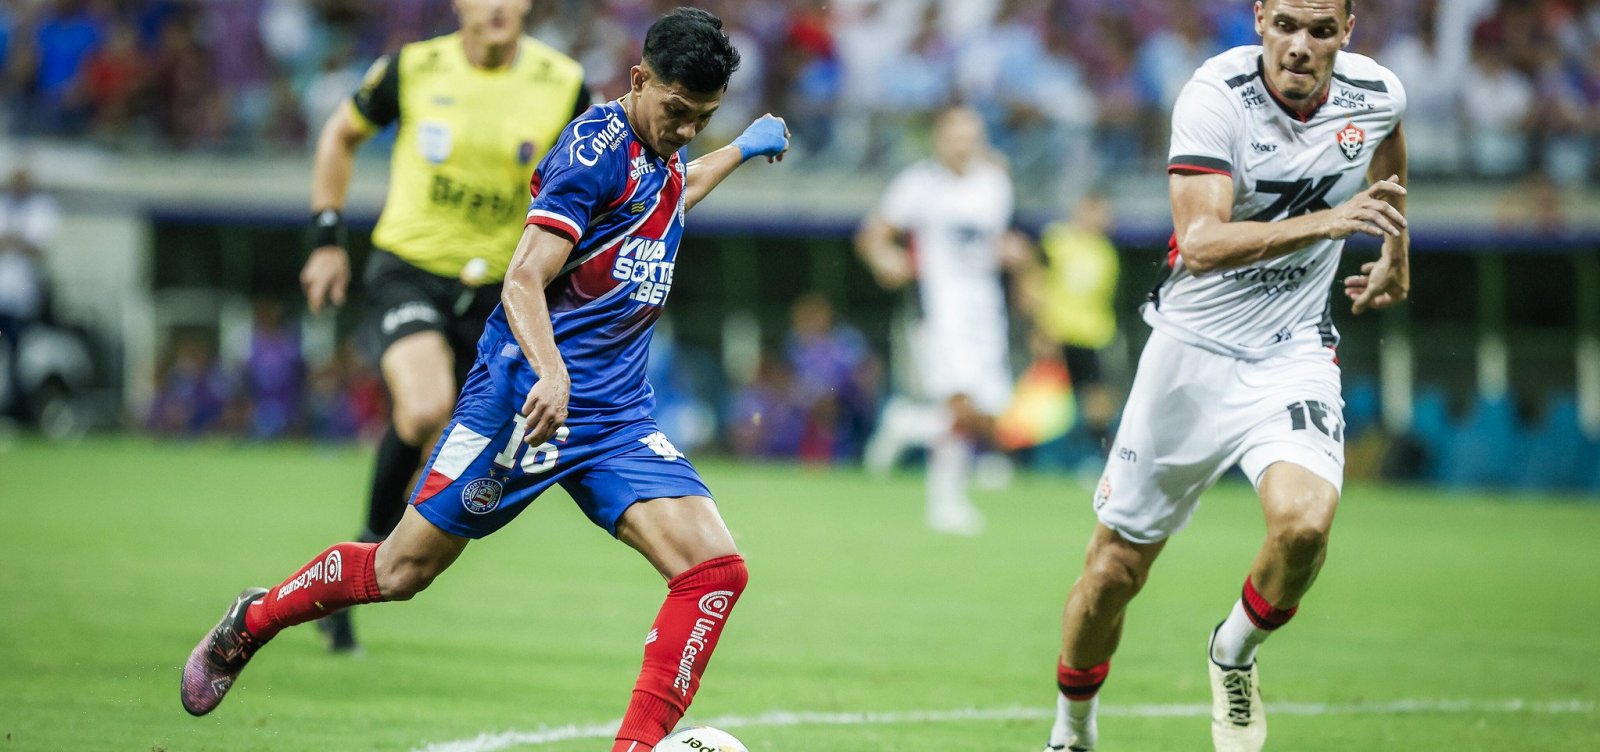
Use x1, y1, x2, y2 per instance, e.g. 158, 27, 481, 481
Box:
913, 318, 1012, 416
1093, 330, 1345, 544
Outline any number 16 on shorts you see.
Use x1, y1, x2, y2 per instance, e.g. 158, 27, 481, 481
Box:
492, 413, 571, 475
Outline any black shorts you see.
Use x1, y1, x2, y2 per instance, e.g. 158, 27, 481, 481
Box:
363, 249, 502, 384
1062, 345, 1104, 388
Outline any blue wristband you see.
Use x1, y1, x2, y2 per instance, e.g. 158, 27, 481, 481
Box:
732, 116, 789, 161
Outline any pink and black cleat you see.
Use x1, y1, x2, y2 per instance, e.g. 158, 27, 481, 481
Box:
181, 587, 268, 716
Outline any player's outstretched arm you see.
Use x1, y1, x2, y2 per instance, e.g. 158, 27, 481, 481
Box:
1170, 171, 1407, 275
683, 114, 789, 212
1347, 123, 1410, 314
502, 225, 576, 446
301, 103, 374, 313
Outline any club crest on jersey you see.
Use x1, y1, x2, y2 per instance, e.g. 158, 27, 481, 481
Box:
461, 477, 503, 515
1336, 121, 1366, 162
518, 140, 536, 165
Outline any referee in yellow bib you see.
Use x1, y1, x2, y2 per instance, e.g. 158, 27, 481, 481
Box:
297, 0, 587, 652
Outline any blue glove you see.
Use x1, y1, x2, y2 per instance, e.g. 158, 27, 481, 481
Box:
732, 114, 789, 162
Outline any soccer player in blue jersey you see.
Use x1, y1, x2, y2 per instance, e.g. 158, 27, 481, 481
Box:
182, 9, 789, 750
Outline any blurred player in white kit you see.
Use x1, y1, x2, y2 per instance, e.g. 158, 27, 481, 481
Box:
856, 106, 1024, 535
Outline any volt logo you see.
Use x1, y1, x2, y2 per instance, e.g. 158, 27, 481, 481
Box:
1250, 175, 1343, 222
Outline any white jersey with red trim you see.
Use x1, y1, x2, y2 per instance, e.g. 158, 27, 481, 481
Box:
1149, 46, 1406, 360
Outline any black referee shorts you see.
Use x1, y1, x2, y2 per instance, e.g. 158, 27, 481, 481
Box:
363, 249, 502, 385
1061, 345, 1105, 388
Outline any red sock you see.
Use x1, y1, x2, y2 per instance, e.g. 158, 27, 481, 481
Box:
1057, 659, 1111, 701
612, 554, 749, 750
1242, 576, 1298, 630
243, 542, 384, 641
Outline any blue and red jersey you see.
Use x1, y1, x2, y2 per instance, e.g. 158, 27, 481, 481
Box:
476, 100, 687, 426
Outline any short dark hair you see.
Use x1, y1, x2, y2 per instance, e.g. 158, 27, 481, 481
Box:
642, 7, 741, 93
1265, 0, 1355, 19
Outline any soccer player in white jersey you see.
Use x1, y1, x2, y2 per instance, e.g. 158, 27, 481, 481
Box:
856, 106, 1019, 535
1040, 2, 1409, 750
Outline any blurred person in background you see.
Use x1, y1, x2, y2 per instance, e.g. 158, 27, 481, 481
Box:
1020, 191, 1122, 456
307, 337, 388, 441
150, 11, 226, 150
145, 332, 234, 436
81, 20, 146, 144
989, 18, 1099, 200
784, 291, 878, 462
1041, 1, 1411, 750
1461, 25, 1533, 177
293, 0, 589, 653
244, 298, 305, 440
15, 0, 105, 135
182, 10, 791, 751
1379, 0, 1464, 175
872, 4, 956, 166
0, 167, 60, 418
857, 105, 1023, 536
728, 352, 808, 459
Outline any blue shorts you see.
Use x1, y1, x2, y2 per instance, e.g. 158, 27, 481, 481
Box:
408, 365, 711, 539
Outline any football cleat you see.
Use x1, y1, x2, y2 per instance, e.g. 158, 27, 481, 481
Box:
1208, 625, 1266, 752
1044, 693, 1097, 751
927, 500, 985, 536
181, 587, 268, 716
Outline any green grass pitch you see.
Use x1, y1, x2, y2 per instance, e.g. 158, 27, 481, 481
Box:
0, 438, 1596, 751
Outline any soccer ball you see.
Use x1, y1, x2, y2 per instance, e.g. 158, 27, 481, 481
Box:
653, 726, 747, 751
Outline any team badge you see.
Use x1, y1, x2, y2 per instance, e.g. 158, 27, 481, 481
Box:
1094, 476, 1112, 510
1335, 121, 1365, 162
517, 140, 536, 165
461, 477, 504, 514
419, 120, 453, 164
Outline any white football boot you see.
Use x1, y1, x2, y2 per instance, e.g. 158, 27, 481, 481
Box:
1043, 693, 1097, 751
1208, 626, 1267, 752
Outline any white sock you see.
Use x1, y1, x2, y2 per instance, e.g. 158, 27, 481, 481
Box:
926, 433, 974, 517
1068, 696, 1096, 721
864, 398, 941, 474
1211, 599, 1270, 667
1049, 694, 1098, 748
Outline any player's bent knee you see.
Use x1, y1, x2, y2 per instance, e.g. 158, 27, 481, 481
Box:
1267, 491, 1337, 559
374, 550, 446, 601
1084, 549, 1149, 600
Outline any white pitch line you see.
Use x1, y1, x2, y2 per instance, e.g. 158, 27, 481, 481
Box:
413, 699, 1596, 752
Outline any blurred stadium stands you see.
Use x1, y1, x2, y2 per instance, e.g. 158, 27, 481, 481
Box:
2, 0, 1598, 493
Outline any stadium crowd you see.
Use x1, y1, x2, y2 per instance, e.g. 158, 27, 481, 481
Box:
8, 0, 1600, 491
4, 0, 1597, 188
